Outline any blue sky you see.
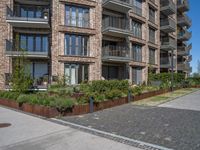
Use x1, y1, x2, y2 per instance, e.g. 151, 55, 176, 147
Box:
188, 0, 200, 73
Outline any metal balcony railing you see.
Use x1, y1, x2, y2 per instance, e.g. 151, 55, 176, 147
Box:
103, 0, 132, 6
177, 0, 190, 11
160, 17, 176, 30
102, 45, 130, 58
6, 5, 49, 22
177, 14, 192, 27
178, 30, 192, 40
5, 40, 49, 57
160, 0, 176, 15
161, 37, 176, 48
102, 16, 129, 31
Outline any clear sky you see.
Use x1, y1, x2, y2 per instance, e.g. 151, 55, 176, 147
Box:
188, 0, 200, 73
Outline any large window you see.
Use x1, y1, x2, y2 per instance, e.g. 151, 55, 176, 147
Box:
149, 28, 155, 43
132, 67, 142, 85
149, 48, 156, 64
18, 34, 48, 52
64, 64, 88, 85
149, 7, 155, 23
132, 20, 142, 38
132, 0, 142, 16
65, 5, 89, 28
65, 34, 89, 56
132, 44, 142, 62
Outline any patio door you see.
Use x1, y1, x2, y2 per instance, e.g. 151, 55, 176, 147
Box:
64, 64, 78, 85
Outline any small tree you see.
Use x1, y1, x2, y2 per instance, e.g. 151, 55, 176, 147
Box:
11, 35, 33, 93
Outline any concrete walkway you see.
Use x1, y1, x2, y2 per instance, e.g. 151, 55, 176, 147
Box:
159, 90, 200, 111
0, 106, 141, 150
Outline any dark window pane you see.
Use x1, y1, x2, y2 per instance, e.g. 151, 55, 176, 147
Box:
35, 36, 41, 51
27, 36, 34, 51
42, 36, 48, 52
20, 35, 27, 50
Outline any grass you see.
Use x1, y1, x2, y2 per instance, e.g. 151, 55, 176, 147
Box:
132, 88, 199, 106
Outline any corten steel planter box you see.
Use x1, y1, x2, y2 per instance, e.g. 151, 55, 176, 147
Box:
0, 99, 19, 109
21, 103, 60, 118
191, 85, 200, 88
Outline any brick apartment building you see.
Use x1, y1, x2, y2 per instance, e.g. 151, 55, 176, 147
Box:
0, 0, 192, 89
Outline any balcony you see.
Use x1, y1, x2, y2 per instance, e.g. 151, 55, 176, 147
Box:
102, 0, 133, 13
161, 37, 176, 51
102, 45, 130, 62
160, 17, 176, 33
177, 0, 190, 12
177, 62, 191, 72
187, 55, 192, 62
6, 5, 50, 28
133, 5, 142, 17
102, 16, 131, 37
177, 14, 192, 28
177, 30, 192, 41
177, 43, 192, 56
160, 0, 176, 16
160, 57, 176, 68
5, 40, 49, 58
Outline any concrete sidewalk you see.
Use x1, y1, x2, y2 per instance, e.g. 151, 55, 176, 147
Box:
159, 90, 200, 111
0, 106, 141, 150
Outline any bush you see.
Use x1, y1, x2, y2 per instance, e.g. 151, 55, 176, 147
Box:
80, 80, 129, 94
17, 94, 30, 104
149, 73, 185, 86
131, 86, 143, 95
188, 77, 200, 86
0, 91, 20, 100
105, 89, 123, 100
50, 98, 75, 113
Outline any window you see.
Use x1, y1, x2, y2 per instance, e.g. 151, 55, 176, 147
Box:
65, 5, 89, 28
19, 34, 49, 52
149, 7, 155, 23
132, 0, 142, 16
65, 34, 89, 56
132, 67, 142, 85
149, 48, 156, 64
149, 28, 155, 43
132, 20, 142, 38
64, 64, 89, 85
19, 5, 47, 18
132, 44, 142, 62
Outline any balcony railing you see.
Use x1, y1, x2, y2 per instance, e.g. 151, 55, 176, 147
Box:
102, 0, 133, 13
161, 37, 176, 50
160, 17, 176, 33
177, 62, 190, 71
160, 0, 176, 15
5, 40, 49, 58
160, 57, 176, 68
177, 14, 192, 27
6, 5, 50, 28
102, 45, 130, 61
177, 0, 190, 12
178, 30, 192, 41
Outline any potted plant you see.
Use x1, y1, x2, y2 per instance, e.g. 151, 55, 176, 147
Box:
42, 76, 48, 86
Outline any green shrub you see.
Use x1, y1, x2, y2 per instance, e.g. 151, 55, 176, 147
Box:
80, 80, 129, 94
131, 86, 143, 95
0, 91, 20, 100
17, 94, 30, 104
105, 89, 123, 100
50, 98, 75, 113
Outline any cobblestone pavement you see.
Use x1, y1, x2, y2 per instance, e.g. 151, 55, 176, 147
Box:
62, 104, 200, 150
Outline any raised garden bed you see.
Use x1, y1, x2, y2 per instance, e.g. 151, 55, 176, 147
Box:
0, 87, 195, 118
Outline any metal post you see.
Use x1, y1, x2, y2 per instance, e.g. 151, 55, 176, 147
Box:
128, 89, 132, 103
171, 49, 174, 92
89, 97, 94, 113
